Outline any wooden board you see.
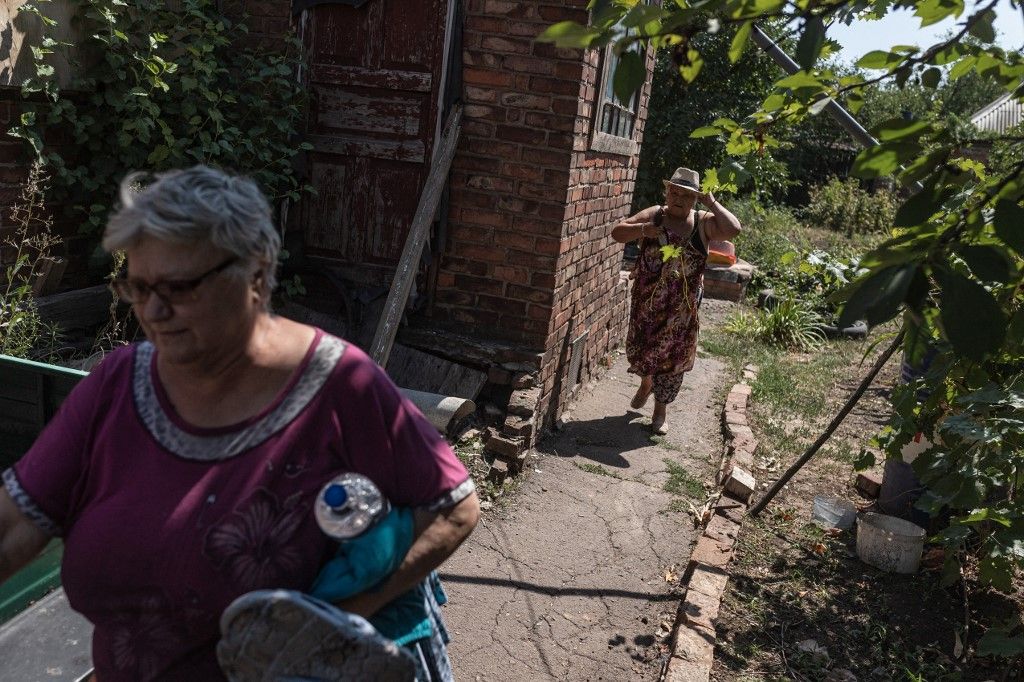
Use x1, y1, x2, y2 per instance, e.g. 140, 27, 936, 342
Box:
385, 343, 486, 400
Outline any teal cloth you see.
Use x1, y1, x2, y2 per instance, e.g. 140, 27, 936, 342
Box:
310, 507, 432, 646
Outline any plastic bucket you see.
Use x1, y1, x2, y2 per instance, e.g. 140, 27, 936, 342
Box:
812, 496, 857, 529
856, 512, 926, 574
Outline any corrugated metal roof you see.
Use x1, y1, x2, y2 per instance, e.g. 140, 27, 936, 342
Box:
970, 93, 1024, 134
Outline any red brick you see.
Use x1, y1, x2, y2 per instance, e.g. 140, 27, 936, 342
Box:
507, 284, 554, 304
466, 15, 506, 32
463, 68, 512, 87
521, 146, 569, 168
524, 112, 574, 132
461, 208, 512, 229
537, 5, 586, 22
495, 125, 546, 146
531, 43, 583, 61
464, 104, 506, 122
533, 237, 563, 255
507, 249, 556, 270
464, 86, 499, 104
500, 92, 553, 109
453, 154, 502, 174
519, 182, 565, 202
436, 290, 475, 307
480, 36, 533, 55
465, 174, 513, 193
454, 274, 505, 297
454, 242, 507, 264
463, 51, 504, 69
492, 265, 530, 285
529, 76, 581, 97
482, 0, 538, 19
502, 55, 556, 76
450, 188, 498, 210
532, 272, 557, 289
479, 294, 525, 315
502, 162, 545, 183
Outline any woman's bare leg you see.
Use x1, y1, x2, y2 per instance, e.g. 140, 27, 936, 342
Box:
651, 400, 668, 435
631, 375, 653, 409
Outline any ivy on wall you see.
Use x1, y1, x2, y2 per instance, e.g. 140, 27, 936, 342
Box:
10, 0, 312, 236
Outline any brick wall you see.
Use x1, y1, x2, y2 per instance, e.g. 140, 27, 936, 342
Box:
436, 0, 653, 429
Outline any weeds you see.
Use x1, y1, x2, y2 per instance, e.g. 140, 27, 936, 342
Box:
575, 461, 624, 479
0, 163, 62, 359
662, 459, 704, 498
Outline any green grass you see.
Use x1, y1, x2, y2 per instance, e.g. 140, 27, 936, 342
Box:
575, 461, 624, 479
662, 458, 704, 497
649, 434, 682, 451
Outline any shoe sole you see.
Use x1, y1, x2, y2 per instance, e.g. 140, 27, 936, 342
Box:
217, 590, 417, 682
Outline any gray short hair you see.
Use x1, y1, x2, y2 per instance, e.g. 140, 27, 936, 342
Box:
103, 165, 280, 299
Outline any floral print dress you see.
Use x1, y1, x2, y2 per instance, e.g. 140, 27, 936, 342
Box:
626, 209, 708, 379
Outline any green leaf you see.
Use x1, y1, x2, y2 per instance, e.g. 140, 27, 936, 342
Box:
956, 245, 1016, 283
873, 117, 933, 142
920, 66, 942, 88
613, 50, 646, 105
915, 0, 965, 28
959, 508, 1012, 527
893, 184, 955, 227
977, 631, 1024, 657
678, 48, 704, 82
977, 554, 1013, 592
536, 21, 603, 48
935, 268, 1007, 360
795, 16, 825, 70
837, 263, 918, 327
993, 200, 1024, 255
729, 21, 753, 63
852, 141, 921, 179
856, 50, 902, 71
690, 126, 722, 138
968, 9, 996, 43
776, 71, 824, 91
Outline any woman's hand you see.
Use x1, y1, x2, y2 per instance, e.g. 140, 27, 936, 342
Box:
698, 190, 716, 207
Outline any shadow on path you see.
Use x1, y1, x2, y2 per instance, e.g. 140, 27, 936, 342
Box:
534, 411, 655, 469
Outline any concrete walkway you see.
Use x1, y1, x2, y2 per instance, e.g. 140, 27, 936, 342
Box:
442, 351, 728, 681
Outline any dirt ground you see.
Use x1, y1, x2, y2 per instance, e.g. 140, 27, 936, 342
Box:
705, 318, 1024, 681
442, 306, 732, 681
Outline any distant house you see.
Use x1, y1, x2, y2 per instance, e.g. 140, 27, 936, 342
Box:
970, 93, 1023, 134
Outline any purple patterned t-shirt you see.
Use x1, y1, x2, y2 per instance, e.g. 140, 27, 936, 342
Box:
2, 331, 472, 681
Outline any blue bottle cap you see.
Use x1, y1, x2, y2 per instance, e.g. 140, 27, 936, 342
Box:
323, 483, 348, 509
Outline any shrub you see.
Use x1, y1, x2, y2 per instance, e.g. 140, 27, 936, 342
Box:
1, 164, 62, 359
724, 298, 825, 352
802, 177, 898, 237
12, 0, 311, 236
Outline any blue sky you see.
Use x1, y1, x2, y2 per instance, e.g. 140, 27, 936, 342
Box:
827, 0, 1024, 64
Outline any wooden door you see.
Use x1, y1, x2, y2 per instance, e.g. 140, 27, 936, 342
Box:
300, 0, 450, 284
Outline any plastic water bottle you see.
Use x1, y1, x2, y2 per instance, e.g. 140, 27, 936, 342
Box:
314, 473, 390, 540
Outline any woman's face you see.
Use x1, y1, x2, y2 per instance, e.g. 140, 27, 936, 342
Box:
665, 185, 697, 213
125, 237, 261, 368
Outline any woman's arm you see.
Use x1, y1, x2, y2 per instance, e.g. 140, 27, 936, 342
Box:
611, 205, 663, 243
336, 491, 480, 618
0, 487, 49, 586
697, 192, 742, 241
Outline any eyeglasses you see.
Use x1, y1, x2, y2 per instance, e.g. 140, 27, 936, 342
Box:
111, 257, 238, 304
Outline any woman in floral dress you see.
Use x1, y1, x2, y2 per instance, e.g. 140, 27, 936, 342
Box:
612, 168, 742, 435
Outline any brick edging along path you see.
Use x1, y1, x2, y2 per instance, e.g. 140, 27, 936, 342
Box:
662, 364, 760, 682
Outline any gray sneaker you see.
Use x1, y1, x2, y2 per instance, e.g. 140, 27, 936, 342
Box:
217, 590, 417, 682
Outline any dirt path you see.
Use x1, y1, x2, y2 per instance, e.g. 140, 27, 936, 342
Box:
441, 339, 729, 681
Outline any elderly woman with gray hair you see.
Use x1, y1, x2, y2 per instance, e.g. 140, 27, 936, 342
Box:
0, 166, 479, 681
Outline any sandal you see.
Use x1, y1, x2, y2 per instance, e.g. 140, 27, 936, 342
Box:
217, 590, 416, 682
630, 383, 653, 410
651, 413, 669, 435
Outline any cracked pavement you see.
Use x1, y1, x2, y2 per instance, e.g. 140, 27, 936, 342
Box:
441, 349, 728, 681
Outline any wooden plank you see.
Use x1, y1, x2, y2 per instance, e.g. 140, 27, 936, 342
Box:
370, 104, 462, 366
317, 89, 422, 136
306, 133, 425, 163
310, 64, 433, 92
385, 344, 487, 400
34, 285, 113, 332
